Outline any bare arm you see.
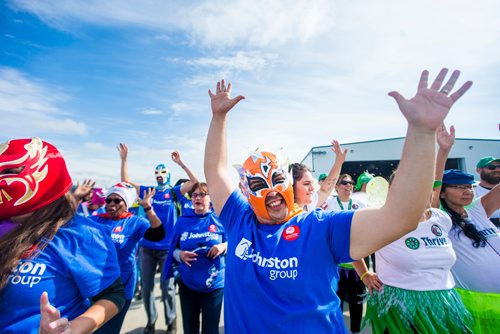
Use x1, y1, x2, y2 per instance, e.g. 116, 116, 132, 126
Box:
481, 184, 500, 217
350, 69, 472, 259
39, 292, 118, 334
204, 80, 245, 215
117, 143, 140, 193
430, 124, 455, 208
140, 188, 162, 228
171, 150, 199, 195
316, 139, 347, 207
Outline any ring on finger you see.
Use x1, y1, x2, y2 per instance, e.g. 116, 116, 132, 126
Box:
440, 88, 450, 94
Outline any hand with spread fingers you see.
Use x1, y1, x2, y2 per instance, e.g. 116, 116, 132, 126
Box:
39, 292, 71, 334
436, 123, 455, 151
208, 79, 245, 116
331, 139, 348, 162
389, 68, 472, 131
73, 179, 96, 201
140, 187, 156, 208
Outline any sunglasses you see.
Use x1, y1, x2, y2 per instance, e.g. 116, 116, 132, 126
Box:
105, 198, 123, 204
339, 180, 355, 186
191, 192, 207, 199
485, 165, 500, 170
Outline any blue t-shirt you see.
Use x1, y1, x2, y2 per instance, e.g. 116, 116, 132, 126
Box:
91, 214, 150, 299
0, 215, 121, 333
220, 190, 354, 333
165, 211, 226, 293
139, 184, 180, 250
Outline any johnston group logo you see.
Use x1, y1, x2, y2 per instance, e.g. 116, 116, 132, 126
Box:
235, 238, 252, 260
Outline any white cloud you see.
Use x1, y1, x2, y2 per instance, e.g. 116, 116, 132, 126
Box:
141, 108, 163, 115
9, 0, 336, 47
0, 67, 88, 138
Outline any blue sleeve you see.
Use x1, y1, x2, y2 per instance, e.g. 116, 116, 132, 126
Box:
326, 210, 354, 264
139, 185, 149, 199
69, 225, 121, 298
137, 216, 152, 238
219, 189, 253, 231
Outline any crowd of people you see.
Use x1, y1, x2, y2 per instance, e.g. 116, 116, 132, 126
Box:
0, 68, 499, 334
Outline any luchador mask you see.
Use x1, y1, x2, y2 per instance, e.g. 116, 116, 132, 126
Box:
0, 138, 72, 219
154, 163, 170, 186
235, 151, 294, 221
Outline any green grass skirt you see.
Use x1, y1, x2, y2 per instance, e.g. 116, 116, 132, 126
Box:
456, 288, 500, 334
363, 285, 473, 333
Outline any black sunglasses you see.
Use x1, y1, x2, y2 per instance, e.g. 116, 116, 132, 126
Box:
339, 180, 355, 186
105, 198, 123, 204
486, 165, 500, 170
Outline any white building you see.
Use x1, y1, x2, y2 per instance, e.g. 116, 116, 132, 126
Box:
301, 137, 500, 182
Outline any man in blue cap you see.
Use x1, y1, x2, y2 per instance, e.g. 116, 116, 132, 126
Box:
475, 156, 500, 227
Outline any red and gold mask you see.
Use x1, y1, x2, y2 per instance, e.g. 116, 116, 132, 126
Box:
0, 138, 72, 219
236, 151, 294, 221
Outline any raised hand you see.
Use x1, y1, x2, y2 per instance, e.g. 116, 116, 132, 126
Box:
331, 139, 347, 162
39, 292, 71, 334
436, 124, 455, 151
117, 143, 129, 161
389, 68, 472, 131
140, 188, 156, 208
171, 150, 182, 164
208, 80, 245, 115
73, 179, 95, 201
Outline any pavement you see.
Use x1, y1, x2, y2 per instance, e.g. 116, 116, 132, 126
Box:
122, 274, 372, 334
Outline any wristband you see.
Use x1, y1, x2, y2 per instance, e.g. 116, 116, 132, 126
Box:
360, 272, 369, 280
144, 206, 153, 212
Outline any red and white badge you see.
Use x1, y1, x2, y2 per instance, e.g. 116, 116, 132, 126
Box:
282, 225, 300, 241
208, 224, 217, 232
113, 226, 124, 233
164, 193, 171, 199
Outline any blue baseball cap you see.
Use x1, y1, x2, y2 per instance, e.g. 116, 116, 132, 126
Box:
442, 169, 474, 185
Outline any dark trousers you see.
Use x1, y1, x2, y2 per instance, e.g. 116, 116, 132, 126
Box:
95, 299, 132, 334
140, 247, 176, 326
337, 268, 365, 333
178, 281, 223, 334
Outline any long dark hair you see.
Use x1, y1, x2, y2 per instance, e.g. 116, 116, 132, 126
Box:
439, 188, 486, 248
0, 192, 76, 289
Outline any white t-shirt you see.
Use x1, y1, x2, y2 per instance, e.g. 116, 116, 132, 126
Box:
474, 184, 500, 221
449, 199, 500, 293
323, 196, 366, 212
350, 191, 367, 206
375, 208, 456, 291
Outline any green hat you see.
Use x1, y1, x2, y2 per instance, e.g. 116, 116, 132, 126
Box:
476, 156, 500, 168
356, 172, 374, 191
318, 173, 328, 182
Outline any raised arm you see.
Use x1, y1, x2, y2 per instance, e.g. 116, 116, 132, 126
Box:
204, 80, 245, 215
350, 68, 472, 260
316, 139, 347, 207
430, 124, 455, 208
117, 143, 140, 193
171, 150, 199, 195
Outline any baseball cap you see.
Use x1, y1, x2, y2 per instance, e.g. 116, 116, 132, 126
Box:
442, 169, 475, 185
476, 156, 500, 168
318, 173, 327, 182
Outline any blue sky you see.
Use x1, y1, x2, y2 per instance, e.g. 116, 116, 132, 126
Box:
1, 0, 499, 188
